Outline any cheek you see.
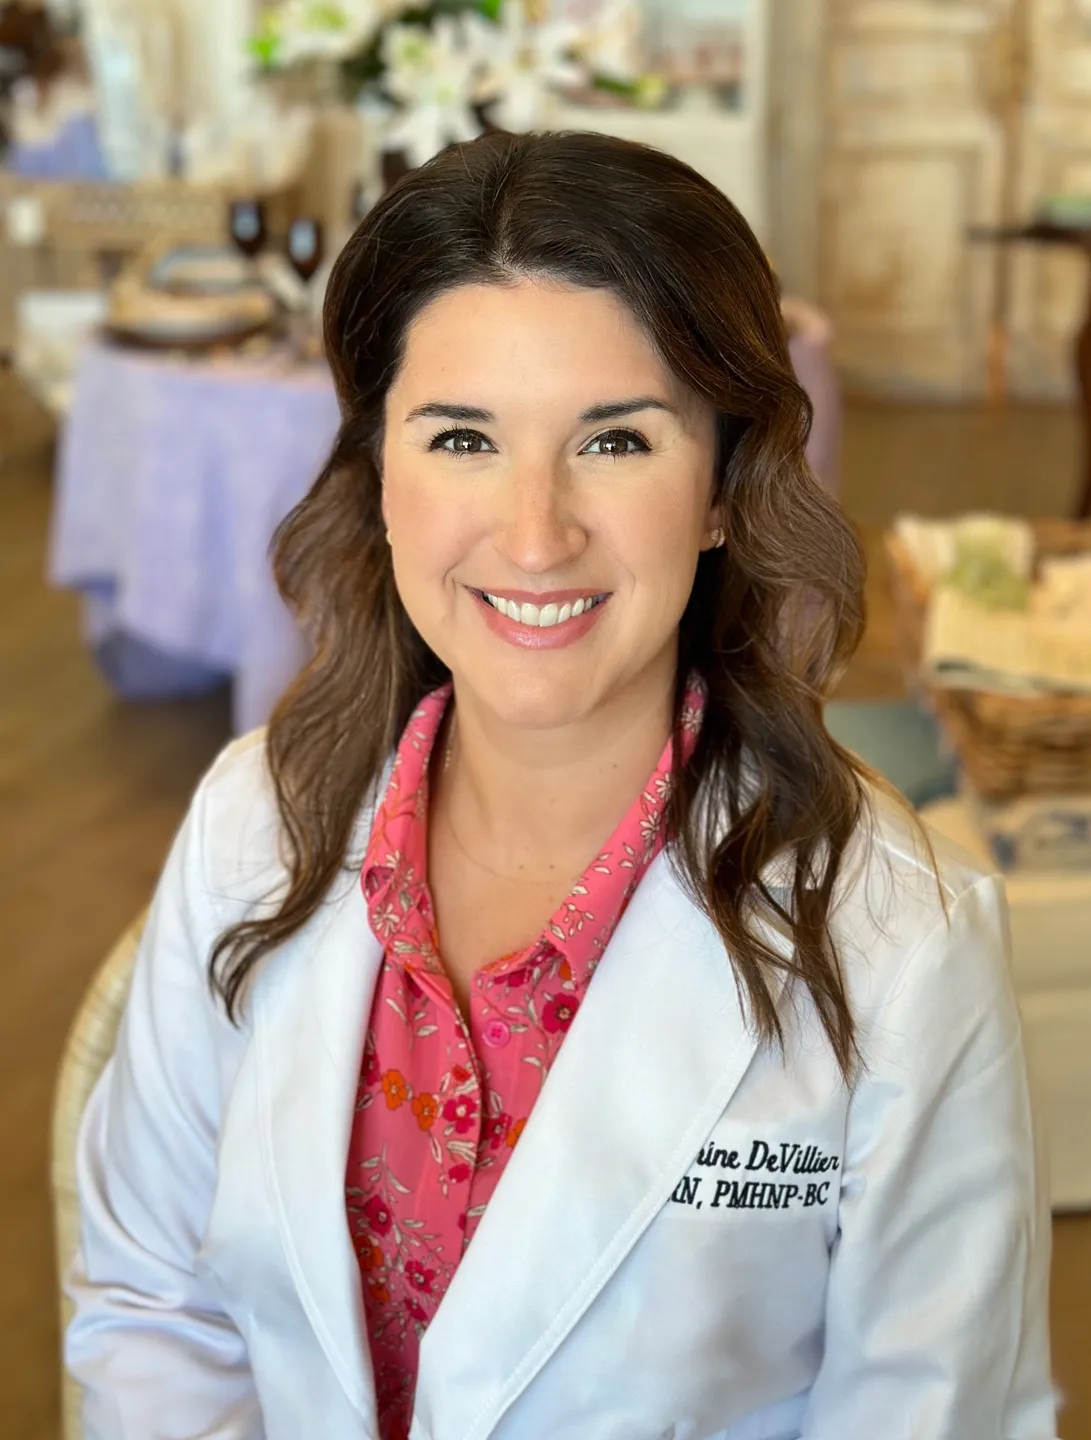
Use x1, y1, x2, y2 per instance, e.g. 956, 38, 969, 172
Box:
604, 472, 708, 598
382, 459, 477, 573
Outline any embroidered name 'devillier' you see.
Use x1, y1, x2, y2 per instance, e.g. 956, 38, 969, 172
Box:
669, 1138, 842, 1214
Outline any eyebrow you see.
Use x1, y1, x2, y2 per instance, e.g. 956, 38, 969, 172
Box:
405, 402, 493, 423
404, 396, 678, 425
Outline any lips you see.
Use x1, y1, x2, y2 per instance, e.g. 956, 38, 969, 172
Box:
467, 586, 610, 650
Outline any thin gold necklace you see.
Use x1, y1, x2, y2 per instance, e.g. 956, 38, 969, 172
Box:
438, 708, 568, 887
443, 709, 456, 772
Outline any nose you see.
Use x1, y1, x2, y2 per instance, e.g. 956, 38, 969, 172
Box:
493, 458, 587, 575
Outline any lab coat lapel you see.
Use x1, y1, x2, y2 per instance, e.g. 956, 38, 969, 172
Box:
412, 852, 790, 1440
255, 857, 384, 1425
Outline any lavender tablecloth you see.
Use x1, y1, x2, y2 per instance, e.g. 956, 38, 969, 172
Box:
50, 340, 340, 733
8, 113, 109, 180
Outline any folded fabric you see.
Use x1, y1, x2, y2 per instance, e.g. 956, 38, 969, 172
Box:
924, 586, 1091, 695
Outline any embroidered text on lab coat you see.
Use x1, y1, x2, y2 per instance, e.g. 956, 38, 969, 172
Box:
670, 1138, 841, 1212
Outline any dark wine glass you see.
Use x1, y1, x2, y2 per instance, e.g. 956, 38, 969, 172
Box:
286, 216, 325, 284
228, 198, 268, 264
285, 216, 326, 357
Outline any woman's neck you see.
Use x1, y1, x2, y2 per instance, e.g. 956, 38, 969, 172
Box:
434, 663, 676, 885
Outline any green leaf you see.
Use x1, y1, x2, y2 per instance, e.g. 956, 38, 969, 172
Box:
247, 34, 281, 67
246, 12, 283, 68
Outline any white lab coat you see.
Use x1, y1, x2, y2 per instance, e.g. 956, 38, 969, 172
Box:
66, 731, 1059, 1440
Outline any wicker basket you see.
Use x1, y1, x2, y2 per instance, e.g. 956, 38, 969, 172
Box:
885, 519, 1091, 800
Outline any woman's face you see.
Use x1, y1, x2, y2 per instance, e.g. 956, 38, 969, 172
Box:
381, 278, 719, 730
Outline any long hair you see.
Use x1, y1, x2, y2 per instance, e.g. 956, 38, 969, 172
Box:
211, 130, 872, 1080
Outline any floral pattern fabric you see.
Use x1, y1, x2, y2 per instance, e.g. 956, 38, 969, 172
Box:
346, 681, 705, 1440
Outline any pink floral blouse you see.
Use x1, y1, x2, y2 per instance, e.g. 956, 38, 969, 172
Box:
346, 681, 705, 1440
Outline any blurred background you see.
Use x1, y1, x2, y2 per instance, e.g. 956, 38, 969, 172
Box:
2, 1, 1091, 1437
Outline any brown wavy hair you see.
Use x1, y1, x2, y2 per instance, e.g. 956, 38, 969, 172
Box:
211, 129, 874, 1080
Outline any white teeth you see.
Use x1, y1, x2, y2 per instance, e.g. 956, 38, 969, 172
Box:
482, 592, 601, 627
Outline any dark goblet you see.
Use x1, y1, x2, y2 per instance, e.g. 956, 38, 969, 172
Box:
228, 198, 268, 263
285, 216, 326, 358
286, 216, 325, 284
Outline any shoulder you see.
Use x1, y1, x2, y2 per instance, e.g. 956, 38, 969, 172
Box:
190, 729, 391, 916
831, 784, 1013, 1043
840, 781, 996, 927
190, 729, 284, 912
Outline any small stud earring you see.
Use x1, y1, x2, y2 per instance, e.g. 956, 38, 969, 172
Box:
708, 526, 725, 548
385, 529, 392, 545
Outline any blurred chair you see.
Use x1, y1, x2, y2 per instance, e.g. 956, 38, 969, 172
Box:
51, 912, 144, 1440
782, 293, 841, 496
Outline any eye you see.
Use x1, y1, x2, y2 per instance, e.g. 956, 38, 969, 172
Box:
582, 427, 652, 458
429, 428, 496, 456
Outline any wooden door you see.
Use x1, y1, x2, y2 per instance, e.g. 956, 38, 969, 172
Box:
814, 0, 1014, 399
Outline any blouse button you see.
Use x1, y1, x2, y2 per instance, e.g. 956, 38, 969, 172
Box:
482, 1018, 512, 1049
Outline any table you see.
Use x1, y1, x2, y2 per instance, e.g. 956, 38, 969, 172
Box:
921, 796, 1091, 1211
7, 113, 108, 182
50, 340, 339, 733
970, 222, 1091, 519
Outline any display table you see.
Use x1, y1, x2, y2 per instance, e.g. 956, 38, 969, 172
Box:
50, 339, 339, 733
921, 796, 1091, 1211
7, 113, 108, 182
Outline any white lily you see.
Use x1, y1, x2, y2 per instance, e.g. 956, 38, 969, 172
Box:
549, 0, 644, 82
276, 0, 382, 65
473, 1, 585, 133
381, 18, 484, 168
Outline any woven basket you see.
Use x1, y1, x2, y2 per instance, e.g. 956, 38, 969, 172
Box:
884, 519, 1091, 800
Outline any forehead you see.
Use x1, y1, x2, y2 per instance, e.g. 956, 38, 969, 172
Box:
394, 279, 684, 405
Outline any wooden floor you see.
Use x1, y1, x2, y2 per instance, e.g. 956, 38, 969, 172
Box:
2, 366, 1089, 1438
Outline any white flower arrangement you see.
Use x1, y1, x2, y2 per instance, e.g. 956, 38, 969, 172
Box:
267, 0, 381, 63
469, 3, 584, 134
381, 15, 484, 168
250, 0, 660, 169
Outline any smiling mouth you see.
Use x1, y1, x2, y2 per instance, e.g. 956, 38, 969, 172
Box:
471, 590, 609, 630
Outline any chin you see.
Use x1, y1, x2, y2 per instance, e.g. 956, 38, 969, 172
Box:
465, 656, 609, 732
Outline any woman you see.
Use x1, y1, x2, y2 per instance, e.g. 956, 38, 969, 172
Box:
67, 131, 1057, 1440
